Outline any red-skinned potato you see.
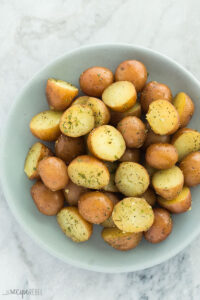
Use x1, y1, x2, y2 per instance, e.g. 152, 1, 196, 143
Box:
119, 148, 140, 163
63, 180, 88, 206
143, 123, 170, 149
110, 102, 141, 126
141, 188, 156, 206
180, 152, 200, 186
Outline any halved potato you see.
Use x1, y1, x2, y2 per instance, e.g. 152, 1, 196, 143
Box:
46, 78, 78, 111
63, 180, 88, 206
102, 162, 119, 192
115, 162, 149, 196
87, 125, 126, 161
72, 96, 89, 105
141, 188, 156, 206
57, 207, 93, 242
24, 142, 52, 179
59, 104, 94, 137
102, 81, 137, 112
180, 152, 200, 186
171, 128, 200, 161
119, 148, 140, 163
157, 186, 191, 213
112, 197, 154, 232
146, 100, 180, 135
110, 102, 142, 126
173, 92, 194, 128
30, 110, 62, 141
68, 155, 110, 189
152, 166, 184, 200
102, 227, 142, 251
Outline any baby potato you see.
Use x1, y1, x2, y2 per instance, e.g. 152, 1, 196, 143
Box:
63, 180, 88, 206
68, 155, 110, 189
57, 207, 93, 242
115, 60, 147, 92
38, 156, 69, 191
141, 188, 156, 206
143, 123, 170, 149
72, 96, 89, 105
145, 143, 178, 169
141, 81, 173, 112
112, 197, 154, 233
31, 181, 64, 215
117, 116, 146, 148
78, 191, 114, 224
144, 208, 173, 243
46, 78, 78, 111
79, 66, 114, 97
180, 152, 200, 186
110, 102, 141, 126
30, 110, 62, 141
152, 166, 184, 200
55, 134, 85, 164
119, 148, 140, 163
101, 192, 120, 227
102, 227, 142, 251
24, 142, 52, 179
115, 162, 149, 196
102, 81, 137, 112
60, 104, 95, 137
158, 186, 191, 214
102, 162, 119, 192
146, 100, 180, 135
87, 125, 126, 161
171, 128, 200, 161
173, 92, 194, 128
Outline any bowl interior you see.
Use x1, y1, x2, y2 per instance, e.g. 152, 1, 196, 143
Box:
1, 44, 200, 273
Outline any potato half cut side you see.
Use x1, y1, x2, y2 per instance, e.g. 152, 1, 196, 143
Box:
115, 162, 149, 196
110, 102, 141, 126
112, 197, 154, 233
30, 110, 62, 141
102, 81, 137, 112
57, 207, 93, 242
152, 166, 184, 200
87, 125, 126, 161
24, 142, 52, 179
60, 104, 94, 137
68, 155, 110, 189
173, 92, 194, 128
158, 186, 191, 213
179, 152, 200, 186
102, 227, 143, 251
146, 100, 179, 135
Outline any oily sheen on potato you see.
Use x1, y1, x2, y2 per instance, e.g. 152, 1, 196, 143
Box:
173, 92, 194, 128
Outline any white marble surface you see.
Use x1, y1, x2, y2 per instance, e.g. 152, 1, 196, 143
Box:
1, 0, 200, 299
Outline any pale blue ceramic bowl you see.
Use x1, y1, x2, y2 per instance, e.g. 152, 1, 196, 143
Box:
1, 44, 200, 273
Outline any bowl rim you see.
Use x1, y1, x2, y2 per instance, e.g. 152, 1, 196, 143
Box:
1, 43, 200, 273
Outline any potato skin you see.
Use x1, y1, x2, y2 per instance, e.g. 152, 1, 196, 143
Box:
78, 191, 114, 224
144, 208, 173, 243
115, 60, 147, 92
63, 180, 88, 206
55, 134, 85, 164
173, 92, 194, 128
117, 116, 146, 148
31, 181, 64, 215
141, 81, 172, 112
110, 102, 142, 126
79, 66, 114, 97
38, 157, 69, 191
180, 152, 200, 186
119, 148, 140, 163
102, 227, 142, 251
143, 124, 170, 149
141, 188, 156, 206
145, 143, 178, 169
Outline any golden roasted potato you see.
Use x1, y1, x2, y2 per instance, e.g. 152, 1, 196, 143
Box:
55, 134, 85, 164
79, 66, 114, 97
115, 162, 149, 196
68, 155, 110, 189
102, 162, 119, 192
30, 110, 62, 141
141, 81, 172, 112
78, 191, 114, 224
119, 148, 140, 163
57, 207, 93, 242
102, 81, 137, 112
173, 92, 194, 128
112, 197, 154, 232
117, 116, 146, 148
171, 128, 200, 161
46, 78, 78, 111
145, 143, 178, 169
146, 100, 180, 135
143, 123, 171, 149
110, 102, 141, 126
158, 186, 191, 213
152, 166, 184, 200
102, 227, 142, 251
38, 157, 69, 191
144, 208, 173, 243
72, 96, 89, 105
87, 125, 126, 161
180, 152, 200, 186
63, 180, 88, 206
141, 188, 156, 206
24, 142, 52, 179
59, 104, 95, 137
31, 181, 64, 215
